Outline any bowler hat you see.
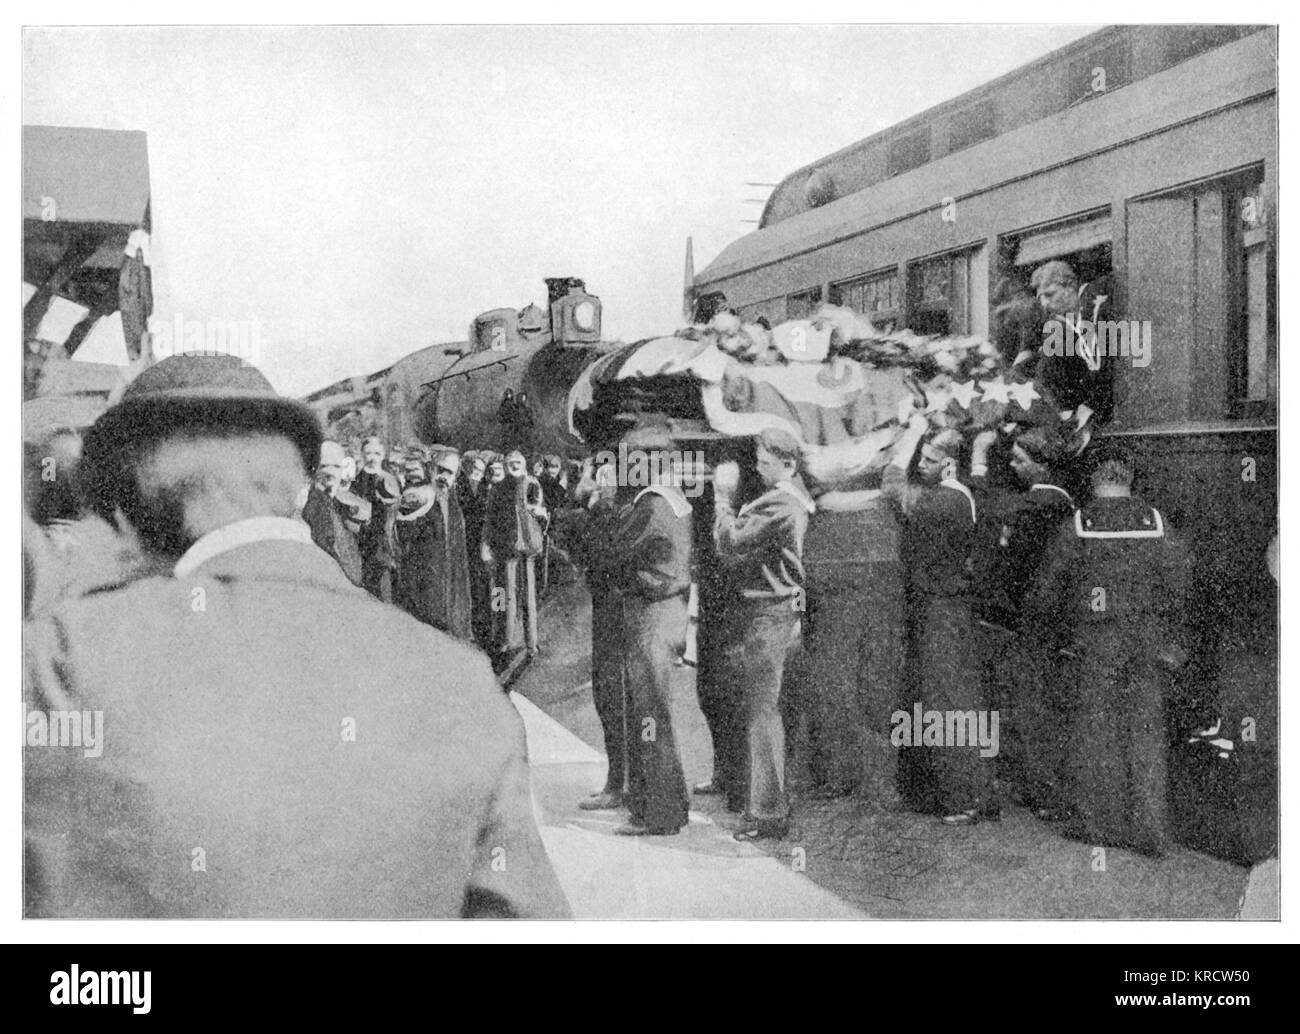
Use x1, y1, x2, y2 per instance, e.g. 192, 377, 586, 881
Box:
84, 354, 323, 476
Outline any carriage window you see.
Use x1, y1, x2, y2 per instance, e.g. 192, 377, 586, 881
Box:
738, 295, 786, 328
886, 127, 931, 178
947, 100, 996, 155
786, 286, 824, 320
907, 251, 974, 336
1163, 26, 1250, 67
1066, 40, 1131, 106
830, 270, 900, 330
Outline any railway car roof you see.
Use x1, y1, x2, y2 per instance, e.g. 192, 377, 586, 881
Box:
696, 28, 1274, 288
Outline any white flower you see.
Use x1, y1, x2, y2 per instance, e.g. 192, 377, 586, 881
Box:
711, 312, 741, 337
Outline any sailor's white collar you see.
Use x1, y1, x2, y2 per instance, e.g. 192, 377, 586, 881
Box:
633, 484, 692, 518
174, 516, 312, 577
1030, 483, 1075, 506
939, 478, 977, 524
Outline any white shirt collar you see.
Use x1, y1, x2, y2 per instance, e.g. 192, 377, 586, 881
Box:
633, 484, 693, 518
174, 516, 313, 578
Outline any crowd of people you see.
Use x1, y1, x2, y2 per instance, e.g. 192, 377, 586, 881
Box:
299, 434, 591, 656
20, 257, 1272, 919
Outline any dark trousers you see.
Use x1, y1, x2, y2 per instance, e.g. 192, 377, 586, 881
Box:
696, 589, 747, 809
620, 594, 690, 831
590, 584, 626, 795
723, 598, 799, 824
913, 594, 995, 814
361, 556, 393, 603
804, 562, 906, 799
469, 562, 493, 648
981, 624, 1069, 811
1064, 631, 1170, 856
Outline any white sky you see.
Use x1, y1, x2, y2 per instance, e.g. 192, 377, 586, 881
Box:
23, 24, 1099, 396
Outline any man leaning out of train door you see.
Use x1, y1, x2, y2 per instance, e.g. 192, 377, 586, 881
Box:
713, 428, 815, 842
1027, 259, 1115, 430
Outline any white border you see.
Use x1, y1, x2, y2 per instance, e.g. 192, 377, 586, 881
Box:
5, 2, 1293, 946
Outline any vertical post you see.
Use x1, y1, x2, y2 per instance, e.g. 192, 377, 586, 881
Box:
503, 558, 520, 651
539, 532, 551, 597
525, 556, 539, 655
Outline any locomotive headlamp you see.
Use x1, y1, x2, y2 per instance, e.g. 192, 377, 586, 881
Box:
573, 300, 597, 332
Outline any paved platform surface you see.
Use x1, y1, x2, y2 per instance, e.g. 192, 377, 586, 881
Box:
511, 580, 1256, 921
511, 691, 864, 919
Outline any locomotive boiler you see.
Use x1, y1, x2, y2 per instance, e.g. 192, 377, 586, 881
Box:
308, 277, 617, 456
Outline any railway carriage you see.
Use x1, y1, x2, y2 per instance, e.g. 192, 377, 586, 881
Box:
687, 24, 1278, 717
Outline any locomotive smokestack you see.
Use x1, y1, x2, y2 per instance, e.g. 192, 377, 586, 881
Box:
545, 277, 586, 306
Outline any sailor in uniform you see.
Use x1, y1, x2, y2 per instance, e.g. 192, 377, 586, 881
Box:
713, 428, 816, 841
971, 426, 1077, 820
1030, 442, 1189, 856
884, 413, 995, 825
604, 426, 693, 836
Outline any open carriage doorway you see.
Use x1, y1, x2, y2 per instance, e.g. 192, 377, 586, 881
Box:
990, 210, 1114, 362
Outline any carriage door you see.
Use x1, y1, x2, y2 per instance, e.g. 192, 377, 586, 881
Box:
1123, 170, 1266, 426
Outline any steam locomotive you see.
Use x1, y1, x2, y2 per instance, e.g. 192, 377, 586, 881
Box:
305, 277, 615, 456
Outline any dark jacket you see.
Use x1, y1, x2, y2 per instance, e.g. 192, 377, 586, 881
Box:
1034, 279, 1115, 422
352, 468, 400, 567
394, 489, 474, 641
883, 467, 977, 598
1030, 494, 1188, 653
972, 480, 1075, 629
606, 487, 693, 603
714, 478, 814, 602
302, 486, 364, 586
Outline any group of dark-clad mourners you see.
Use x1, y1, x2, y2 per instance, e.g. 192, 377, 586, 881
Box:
303, 434, 586, 654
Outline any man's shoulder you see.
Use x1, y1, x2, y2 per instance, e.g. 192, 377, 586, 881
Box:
920, 483, 974, 521
29, 561, 507, 720
1022, 487, 1075, 519
632, 487, 692, 522
33, 569, 194, 629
